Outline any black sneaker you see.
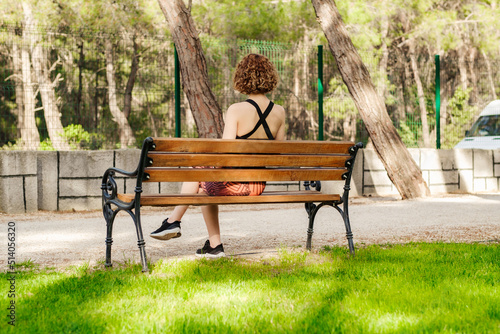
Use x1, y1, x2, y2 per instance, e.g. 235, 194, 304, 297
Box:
196, 240, 226, 258
150, 219, 181, 240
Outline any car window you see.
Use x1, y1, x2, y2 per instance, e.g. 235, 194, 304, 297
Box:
468, 115, 500, 137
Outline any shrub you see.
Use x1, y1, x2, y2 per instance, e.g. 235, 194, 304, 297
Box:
442, 87, 477, 148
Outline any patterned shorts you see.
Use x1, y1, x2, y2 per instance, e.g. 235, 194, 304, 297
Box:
194, 166, 266, 196
200, 181, 266, 196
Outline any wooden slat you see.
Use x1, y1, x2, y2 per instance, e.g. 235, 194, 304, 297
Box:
143, 167, 347, 182
151, 137, 354, 155
148, 153, 350, 168
117, 191, 341, 206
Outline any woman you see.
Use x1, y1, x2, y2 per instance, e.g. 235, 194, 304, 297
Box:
150, 53, 286, 258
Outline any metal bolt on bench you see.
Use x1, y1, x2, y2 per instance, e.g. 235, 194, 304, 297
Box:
102, 137, 363, 272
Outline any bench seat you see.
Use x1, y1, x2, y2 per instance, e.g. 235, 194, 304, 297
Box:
117, 191, 341, 206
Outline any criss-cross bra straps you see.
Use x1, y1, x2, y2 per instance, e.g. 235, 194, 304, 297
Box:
236, 99, 275, 140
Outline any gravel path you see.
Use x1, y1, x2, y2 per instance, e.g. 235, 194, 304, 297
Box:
1, 194, 499, 270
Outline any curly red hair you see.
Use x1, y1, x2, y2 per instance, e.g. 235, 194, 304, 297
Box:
233, 54, 279, 95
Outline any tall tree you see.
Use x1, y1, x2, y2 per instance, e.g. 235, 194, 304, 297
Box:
311, 0, 430, 199
408, 38, 431, 148
19, 2, 40, 150
4, 1, 72, 149
104, 39, 136, 148
57, 0, 161, 146
393, 3, 434, 148
10, 43, 24, 140
157, 0, 224, 138
32, 43, 71, 150
191, 0, 318, 43
28, 0, 72, 150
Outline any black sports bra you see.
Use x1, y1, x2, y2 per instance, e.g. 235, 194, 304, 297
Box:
236, 99, 275, 140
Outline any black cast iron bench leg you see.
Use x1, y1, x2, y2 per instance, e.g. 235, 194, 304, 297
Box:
306, 202, 321, 251
305, 202, 355, 255
103, 204, 118, 268
103, 204, 148, 272
333, 205, 355, 255
130, 209, 148, 272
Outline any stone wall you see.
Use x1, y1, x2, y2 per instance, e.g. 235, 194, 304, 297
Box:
1, 148, 499, 213
359, 149, 500, 196
0, 151, 38, 213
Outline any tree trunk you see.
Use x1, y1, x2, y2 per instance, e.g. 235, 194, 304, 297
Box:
458, 45, 468, 91
440, 59, 448, 138
221, 51, 231, 111
137, 92, 158, 137
482, 50, 497, 100
157, 0, 224, 138
403, 52, 413, 118
183, 92, 196, 136
20, 1, 40, 150
377, 10, 390, 99
393, 49, 406, 127
311, 0, 430, 199
468, 47, 478, 103
343, 112, 356, 142
11, 43, 24, 139
76, 40, 84, 124
94, 62, 99, 128
293, 48, 300, 105
123, 35, 140, 119
408, 39, 431, 148
32, 43, 71, 150
104, 38, 136, 148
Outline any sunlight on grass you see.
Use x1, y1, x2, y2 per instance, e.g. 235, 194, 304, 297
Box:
368, 312, 421, 333
1, 243, 499, 333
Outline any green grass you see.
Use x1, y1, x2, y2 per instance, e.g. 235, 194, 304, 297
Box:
1, 242, 499, 333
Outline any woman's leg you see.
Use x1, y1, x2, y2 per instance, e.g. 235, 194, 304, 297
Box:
197, 183, 222, 247
151, 182, 201, 240
201, 204, 221, 247
168, 182, 200, 221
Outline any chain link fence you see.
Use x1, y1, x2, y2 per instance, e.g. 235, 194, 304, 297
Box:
1, 25, 499, 150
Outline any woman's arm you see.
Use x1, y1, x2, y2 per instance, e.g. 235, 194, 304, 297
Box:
275, 106, 286, 141
275, 121, 286, 140
222, 105, 239, 139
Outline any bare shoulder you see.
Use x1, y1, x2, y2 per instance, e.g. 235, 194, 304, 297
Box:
273, 103, 286, 120
227, 101, 252, 115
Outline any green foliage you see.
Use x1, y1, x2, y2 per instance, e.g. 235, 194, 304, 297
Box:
1, 0, 500, 148
58, 124, 104, 150
192, 0, 318, 43
1, 243, 499, 333
0, 99, 17, 148
336, 0, 387, 50
442, 87, 478, 148
397, 122, 420, 148
60, 124, 90, 149
39, 138, 56, 151
326, 77, 357, 119
84, 132, 105, 150
0, 141, 22, 150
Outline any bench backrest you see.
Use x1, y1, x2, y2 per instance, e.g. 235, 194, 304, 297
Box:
137, 138, 360, 184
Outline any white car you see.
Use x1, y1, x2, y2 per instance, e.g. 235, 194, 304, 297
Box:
454, 100, 500, 149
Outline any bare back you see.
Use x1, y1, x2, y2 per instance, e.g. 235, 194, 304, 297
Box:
222, 95, 286, 140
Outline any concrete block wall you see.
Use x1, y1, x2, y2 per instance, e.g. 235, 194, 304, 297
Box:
0, 149, 181, 213
58, 150, 115, 211
1, 148, 499, 213
0, 151, 38, 213
361, 148, 500, 196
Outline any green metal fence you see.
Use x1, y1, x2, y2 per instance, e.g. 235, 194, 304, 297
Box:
1, 25, 499, 150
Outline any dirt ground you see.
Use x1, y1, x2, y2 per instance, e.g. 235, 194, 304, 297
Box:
1, 193, 499, 270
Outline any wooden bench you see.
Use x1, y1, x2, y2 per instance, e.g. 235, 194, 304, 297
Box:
101, 137, 363, 272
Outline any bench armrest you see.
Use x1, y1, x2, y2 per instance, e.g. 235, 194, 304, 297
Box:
102, 167, 138, 178
101, 167, 138, 203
